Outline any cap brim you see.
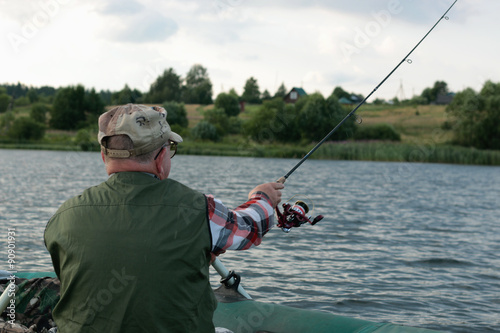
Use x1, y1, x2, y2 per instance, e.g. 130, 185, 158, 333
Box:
170, 131, 183, 143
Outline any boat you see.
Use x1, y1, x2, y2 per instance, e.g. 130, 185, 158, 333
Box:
1, 267, 442, 333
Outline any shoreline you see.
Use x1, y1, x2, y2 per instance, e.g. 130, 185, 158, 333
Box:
1, 141, 499, 166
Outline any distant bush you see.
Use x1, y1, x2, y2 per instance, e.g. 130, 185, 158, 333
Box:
191, 120, 218, 141
8, 117, 45, 141
75, 128, 99, 151
441, 120, 453, 130
446, 80, 500, 150
14, 96, 30, 107
0, 111, 15, 135
50, 85, 104, 130
162, 101, 188, 128
354, 123, 401, 141
203, 107, 229, 137
30, 103, 50, 124
227, 116, 242, 135
170, 124, 189, 140
0, 94, 11, 113
215, 92, 240, 117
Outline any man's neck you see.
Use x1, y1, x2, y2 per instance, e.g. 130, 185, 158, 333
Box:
105, 159, 159, 179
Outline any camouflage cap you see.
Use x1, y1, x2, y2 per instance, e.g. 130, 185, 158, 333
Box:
98, 104, 182, 158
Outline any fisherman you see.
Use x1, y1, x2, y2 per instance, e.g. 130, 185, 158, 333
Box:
44, 104, 284, 333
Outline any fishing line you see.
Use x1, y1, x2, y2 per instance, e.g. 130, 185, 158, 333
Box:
276, 0, 458, 184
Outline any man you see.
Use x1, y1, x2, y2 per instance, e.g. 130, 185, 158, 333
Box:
44, 104, 284, 332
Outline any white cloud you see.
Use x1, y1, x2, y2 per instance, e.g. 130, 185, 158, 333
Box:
0, 0, 499, 101
107, 11, 178, 43
98, 0, 144, 15
91, 0, 178, 43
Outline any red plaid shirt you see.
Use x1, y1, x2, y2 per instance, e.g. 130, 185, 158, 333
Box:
207, 191, 274, 254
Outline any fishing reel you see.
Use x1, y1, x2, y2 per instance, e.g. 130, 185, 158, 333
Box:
276, 198, 324, 233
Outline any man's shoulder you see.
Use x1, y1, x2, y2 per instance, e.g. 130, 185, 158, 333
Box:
163, 178, 207, 207
164, 178, 199, 193
50, 182, 104, 215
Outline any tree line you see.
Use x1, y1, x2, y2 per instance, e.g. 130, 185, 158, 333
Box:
0, 63, 498, 150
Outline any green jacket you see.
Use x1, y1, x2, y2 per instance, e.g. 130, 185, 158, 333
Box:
45, 172, 216, 333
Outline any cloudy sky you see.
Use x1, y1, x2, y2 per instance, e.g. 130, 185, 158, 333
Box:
1, 0, 498, 101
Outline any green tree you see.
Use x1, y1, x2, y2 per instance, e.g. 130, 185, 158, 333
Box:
409, 95, 428, 105
83, 88, 106, 127
243, 98, 300, 143
2, 82, 28, 99
272, 99, 301, 142
446, 81, 500, 149
243, 102, 276, 142
162, 101, 188, 128
75, 128, 99, 151
8, 117, 45, 141
227, 116, 242, 135
296, 92, 355, 142
100, 90, 113, 105
50, 85, 86, 129
27, 88, 39, 103
30, 103, 49, 124
298, 93, 328, 141
0, 93, 11, 113
146, 68, 181, 103
261, 90, 272, 101
50, 85, 105, 130
326, 93, 357, 141
37, 86, 57, 98
14, 96, 30, 107
354, 123, 400, 141
182, 64, 213, 104
0, 111, 15, 135
203, 107, 230, 138
111, 85, 142, 105
421, 81, 449, 104
228, 88, 239, 99
274, 83, 287, 98
86, 88, 106, 115
214, 92, 240, 117
331, 86, 351, 100
241, 77, 261, 104
191, 120, 218, 141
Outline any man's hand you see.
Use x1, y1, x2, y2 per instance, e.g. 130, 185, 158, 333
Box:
210, 250, 226, 264
249, 182, 285, 208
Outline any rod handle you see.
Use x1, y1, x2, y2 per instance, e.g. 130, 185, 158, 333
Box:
276, 176, 286, 184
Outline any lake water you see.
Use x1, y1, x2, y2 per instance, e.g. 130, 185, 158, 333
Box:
1, 149, 499, 332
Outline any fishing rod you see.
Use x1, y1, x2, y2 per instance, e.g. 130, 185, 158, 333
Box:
215, 0, 458, 295
277, 0, 458, 185
274, 0, 458, 232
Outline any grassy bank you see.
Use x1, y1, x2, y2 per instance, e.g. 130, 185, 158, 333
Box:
2, 104, 499, 165
180, 141, 500, 165
2, 138, 500, 165
313, 142, 500, 165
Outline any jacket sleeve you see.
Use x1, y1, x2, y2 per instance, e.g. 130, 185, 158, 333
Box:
206, 192, 274, 254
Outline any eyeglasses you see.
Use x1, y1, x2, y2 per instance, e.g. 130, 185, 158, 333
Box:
154, 140, 178, 160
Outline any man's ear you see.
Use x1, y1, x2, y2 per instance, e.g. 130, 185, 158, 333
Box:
155, 148, 165, 175
101, 151, 106, 163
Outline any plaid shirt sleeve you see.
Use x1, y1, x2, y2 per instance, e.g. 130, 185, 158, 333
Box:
207, 191, 275, 254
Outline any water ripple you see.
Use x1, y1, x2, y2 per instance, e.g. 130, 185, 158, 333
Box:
1, 151, 499, 332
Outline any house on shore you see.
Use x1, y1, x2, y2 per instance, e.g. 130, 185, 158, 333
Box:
284, 87, 307, 103
434, 93, 455, 105
338, 95, 362, 106
338, 97, 354, 106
